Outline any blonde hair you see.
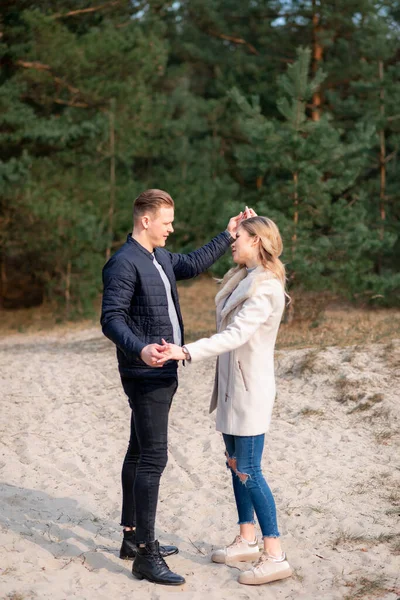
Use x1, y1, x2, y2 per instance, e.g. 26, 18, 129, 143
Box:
221, 216, 288, 300
240, 216, 286, 286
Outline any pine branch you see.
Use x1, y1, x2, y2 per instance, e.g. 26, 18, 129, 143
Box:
227, 11, 304, 20
53, 77, 80, 96
207, 29, 259, 56
52, 1, 124, 19
16, 60, 101, 108
16, 60, 51, 73
54, 98, 92, 109
384, 150, 397, 164
17, 59, 80, 97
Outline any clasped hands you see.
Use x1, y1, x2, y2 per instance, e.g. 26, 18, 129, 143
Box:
158, 340, 186, 365
140, 340, 185, 368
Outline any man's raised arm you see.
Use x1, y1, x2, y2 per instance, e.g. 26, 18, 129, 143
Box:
170, 213, 244, 280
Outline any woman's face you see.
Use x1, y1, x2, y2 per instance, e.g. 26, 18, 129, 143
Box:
231, 226, 259, 265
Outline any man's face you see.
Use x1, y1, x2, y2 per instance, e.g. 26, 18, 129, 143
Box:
145, 206, 174, 248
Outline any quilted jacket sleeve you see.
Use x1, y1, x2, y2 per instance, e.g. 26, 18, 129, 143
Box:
170, 231, 232, 281
184, 281, 275, 362
100, 257, 146, 360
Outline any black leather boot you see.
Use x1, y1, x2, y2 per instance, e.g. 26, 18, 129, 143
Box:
132, 540, 185, 585
120, 530, 178, 560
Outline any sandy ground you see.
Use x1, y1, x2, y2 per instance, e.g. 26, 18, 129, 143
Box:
0, 328, 399, 600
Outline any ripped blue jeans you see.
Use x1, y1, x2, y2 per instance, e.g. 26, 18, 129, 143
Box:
223, 433, 280, 538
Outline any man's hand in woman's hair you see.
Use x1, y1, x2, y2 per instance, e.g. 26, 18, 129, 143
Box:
226, 207, 257, 238
243, 206, 257, 220
156, 339, 186, 364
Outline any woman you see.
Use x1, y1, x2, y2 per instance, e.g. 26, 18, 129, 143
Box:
158, 216, 292, 586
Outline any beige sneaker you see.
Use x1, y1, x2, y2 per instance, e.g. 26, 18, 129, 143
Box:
211, 535, 260, 564
238, 551, 292, 585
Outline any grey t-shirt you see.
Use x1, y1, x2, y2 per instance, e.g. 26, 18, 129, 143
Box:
152, 255, 182, 346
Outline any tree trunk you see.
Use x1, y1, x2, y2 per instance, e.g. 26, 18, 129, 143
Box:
291, 171, 299, 260
286, 171, 299, 324
311, 0, 323, 121
106, 98, 116, 262
377, 61, 386, 275
378, 61, 386, 231
0, 255, 6, 309
65, 259, 71, 318
182, 137, 188, 180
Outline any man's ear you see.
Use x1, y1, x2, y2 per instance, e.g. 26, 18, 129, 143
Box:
142, 215, 150, 230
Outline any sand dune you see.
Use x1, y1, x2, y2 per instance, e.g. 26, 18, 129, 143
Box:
0, 328, 399, 600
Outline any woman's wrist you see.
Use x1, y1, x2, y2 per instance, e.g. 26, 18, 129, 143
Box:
182, 345, 191, 360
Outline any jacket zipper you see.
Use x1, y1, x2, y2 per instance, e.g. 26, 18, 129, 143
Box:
238, 361, 248, 391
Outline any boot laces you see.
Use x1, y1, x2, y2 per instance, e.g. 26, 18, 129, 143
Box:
155, 553, 168, 568
151, 544, 168, 568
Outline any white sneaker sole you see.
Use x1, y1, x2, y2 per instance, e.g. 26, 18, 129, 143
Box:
212, 550, 261, 564
238, 565, 293, 585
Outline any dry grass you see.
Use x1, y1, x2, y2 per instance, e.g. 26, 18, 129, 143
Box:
332, 530, 397, 549
374, 428, 397, 444
347, 393, 384, 414
308, 504, 326, 514
386, 489, 400, 507
342, 350, 354, 363
0, 301, 95, 337
332, 530, 367, 547
383, 340, 400, 370
332, 476, 400, 555
290, 567, 305, 583
335, 375, 366, 404
179, 278, 400, 349
343, 575, 395, 600
385, 507, 400, 515
363, 407, 392, 424
297, 350, 321, 374
1, 276, 399, 349
297, 407, 325, 418
360, 404, 398, 444
390, 538, 400, 555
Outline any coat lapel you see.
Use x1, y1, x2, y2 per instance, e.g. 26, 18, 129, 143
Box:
215, 268, 247, 308
218, 267, 276, 324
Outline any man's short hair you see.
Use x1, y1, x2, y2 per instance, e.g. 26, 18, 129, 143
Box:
133, 189, 174, 221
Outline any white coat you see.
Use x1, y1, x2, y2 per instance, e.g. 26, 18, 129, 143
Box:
185, 266, 285, 436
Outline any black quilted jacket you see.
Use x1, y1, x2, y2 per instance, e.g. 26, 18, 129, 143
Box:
101, 232, 232, 378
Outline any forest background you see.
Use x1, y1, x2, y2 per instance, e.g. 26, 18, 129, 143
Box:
1, 0, 399, 321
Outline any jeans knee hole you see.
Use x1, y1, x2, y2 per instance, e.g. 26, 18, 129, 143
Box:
225, 451, 238, 473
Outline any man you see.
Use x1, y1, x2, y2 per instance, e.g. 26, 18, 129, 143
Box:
101, 189, 246, 585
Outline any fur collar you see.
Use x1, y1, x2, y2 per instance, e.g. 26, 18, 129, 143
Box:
216, 266, 277, 322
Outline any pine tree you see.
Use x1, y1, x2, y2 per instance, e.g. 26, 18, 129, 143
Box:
0, 1, 398, 314
335, 8, 400, 302
0, 1, 170, 314
231, 47, 375, 302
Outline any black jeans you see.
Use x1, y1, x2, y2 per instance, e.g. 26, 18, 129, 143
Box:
120, 376, 178, 543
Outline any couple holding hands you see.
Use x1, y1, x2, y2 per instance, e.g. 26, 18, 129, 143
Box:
101, 189, 292, 587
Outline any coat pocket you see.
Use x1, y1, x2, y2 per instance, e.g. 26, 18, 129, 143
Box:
237, 361, 248, 391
